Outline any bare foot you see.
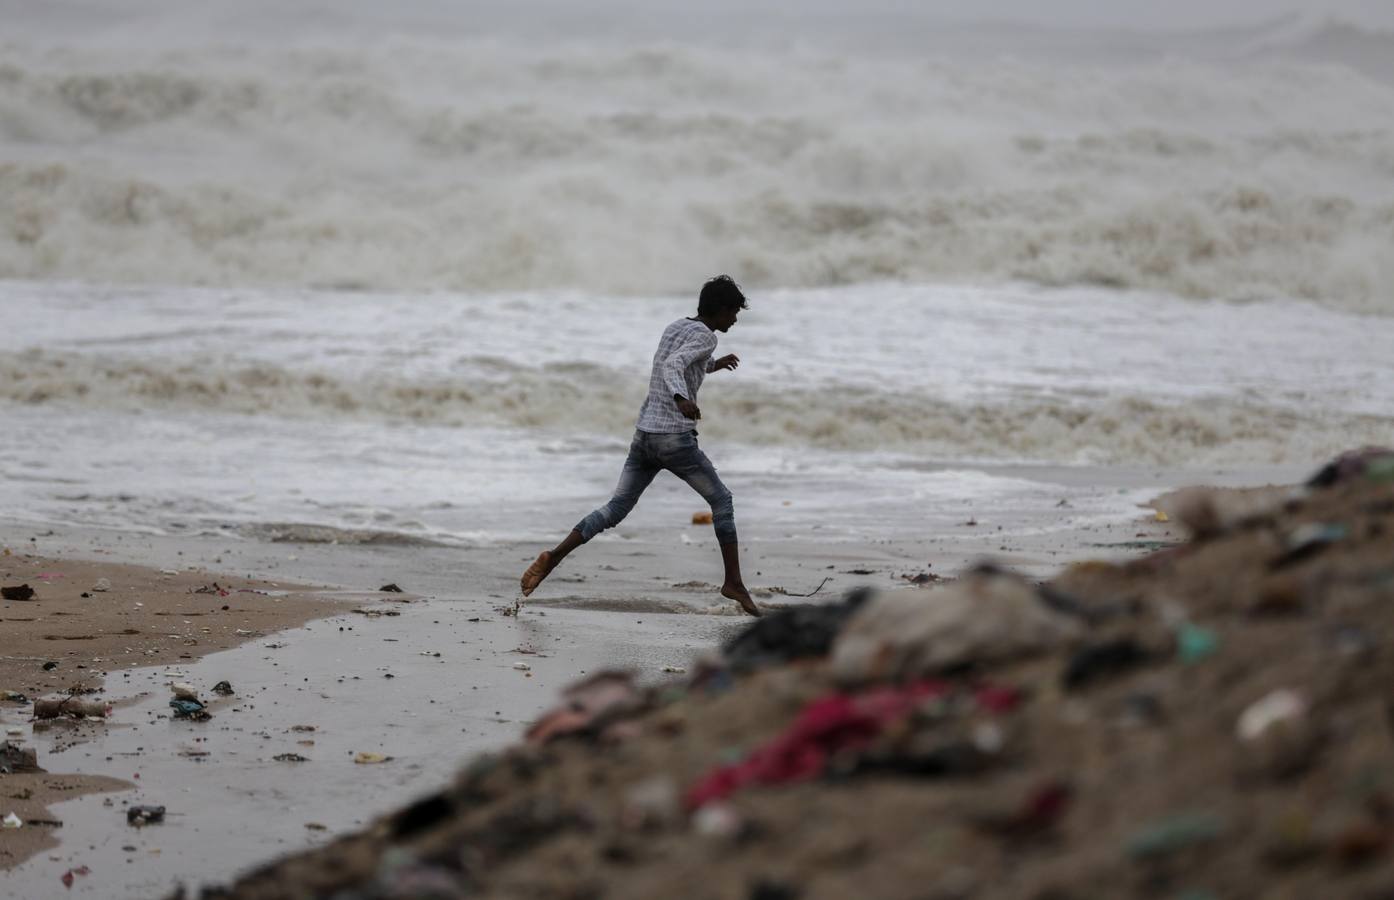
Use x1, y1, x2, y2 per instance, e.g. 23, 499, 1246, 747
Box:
520, 551, 553, 597
721, 583, 761, 617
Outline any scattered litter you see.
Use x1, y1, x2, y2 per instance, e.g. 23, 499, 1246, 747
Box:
1236, 689, 1307, 742
379, 583, 404, 593
170, 698, 211, 721
1, 584, 35, 601
691, 512, 713, 525
692, 802, 743, 839
274, 753, 310, 763
33, 698, 109, 720
354, 752, 391, 764
212, 680, 234, 696
527, 672, 642, 745
833, 571, 1082, 683
1, 741, 40, 774
170, 682, 199, 701
92, 578, 111, 592
722, 589, 871, 673
1175, 623, 1219, 665
41, 661, 58, 671
126, 805, 165, 826
59, 865, 90, 889
1273, 522, 1348, 569
2, 812, 21, 829
513, 662, 531, 671
192, 582, 229, 596
661, 666, 687, 674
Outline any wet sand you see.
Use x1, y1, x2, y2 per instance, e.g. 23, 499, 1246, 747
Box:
0, 463, 1299, 897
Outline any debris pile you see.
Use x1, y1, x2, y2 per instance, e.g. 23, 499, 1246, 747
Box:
185, 450, 1394, 900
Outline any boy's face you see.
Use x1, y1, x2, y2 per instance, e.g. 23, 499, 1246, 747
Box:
712, 308, 740, 332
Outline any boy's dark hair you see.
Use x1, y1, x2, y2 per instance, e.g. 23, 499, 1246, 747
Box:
698, 275, 748, 316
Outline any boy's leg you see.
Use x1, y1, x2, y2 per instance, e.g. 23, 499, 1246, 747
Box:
664, 436, 760, 617
521, 435, 658, 597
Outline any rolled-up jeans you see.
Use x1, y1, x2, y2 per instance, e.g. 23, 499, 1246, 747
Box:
576, 429, 737, 545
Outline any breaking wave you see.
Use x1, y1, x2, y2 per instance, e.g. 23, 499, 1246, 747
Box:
4, 351, 1389, 466
1, 40, 1393, 311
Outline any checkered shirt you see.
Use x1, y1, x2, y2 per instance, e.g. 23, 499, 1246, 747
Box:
635, 318, 719, 433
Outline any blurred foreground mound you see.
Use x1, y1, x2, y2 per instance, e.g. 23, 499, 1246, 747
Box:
193, 450, 1394, 900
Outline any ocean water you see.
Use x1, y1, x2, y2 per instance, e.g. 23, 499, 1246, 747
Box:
2, 7, 1393, 549
1, 281, 1389, 546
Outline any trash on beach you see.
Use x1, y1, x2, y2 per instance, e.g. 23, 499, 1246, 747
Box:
2, 812, 22, 829
901, 572, 942, 586
1176, 623, 1219, 664
1272, 522, 1349, 569
212, 680, 234, 696
1, 691, 30, 704
661, 666, 686, 674
92, 578, 111, 592
691, 512, 713, 525
722, 588, 871, 673
970, 781, 1074, 839
126, 805, 165, 826
622, 775, 681, 830
1, 741, 41, 774
170, 682, 199, 701
513, 662, 531, 671
354, 752, 391, 764
1, 584, 35, 601
832, 571, 1082, 684
686, 679, 1007, 808
526, 671, 643, 745
1306, 446, 1394, 488
1237, 689, 1307, 742
33, 698, 110, 720
170, 698, 211, 721
274, 753, 310, 763
60, 865, 91, 888
41, 661, 57, 671
692, 802, 743, 839
379, 583, 404, 593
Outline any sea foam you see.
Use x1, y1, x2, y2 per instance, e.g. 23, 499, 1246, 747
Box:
1, 38, 1392, 311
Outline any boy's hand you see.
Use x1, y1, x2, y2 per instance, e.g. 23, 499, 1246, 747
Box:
712, 354, 740, 372
675, 397, 702, 420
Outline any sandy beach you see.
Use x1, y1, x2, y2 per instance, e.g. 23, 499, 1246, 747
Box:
0, 460, 1291, 897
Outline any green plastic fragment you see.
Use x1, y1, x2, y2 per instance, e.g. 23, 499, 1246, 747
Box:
1176, 623, 1219, 665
